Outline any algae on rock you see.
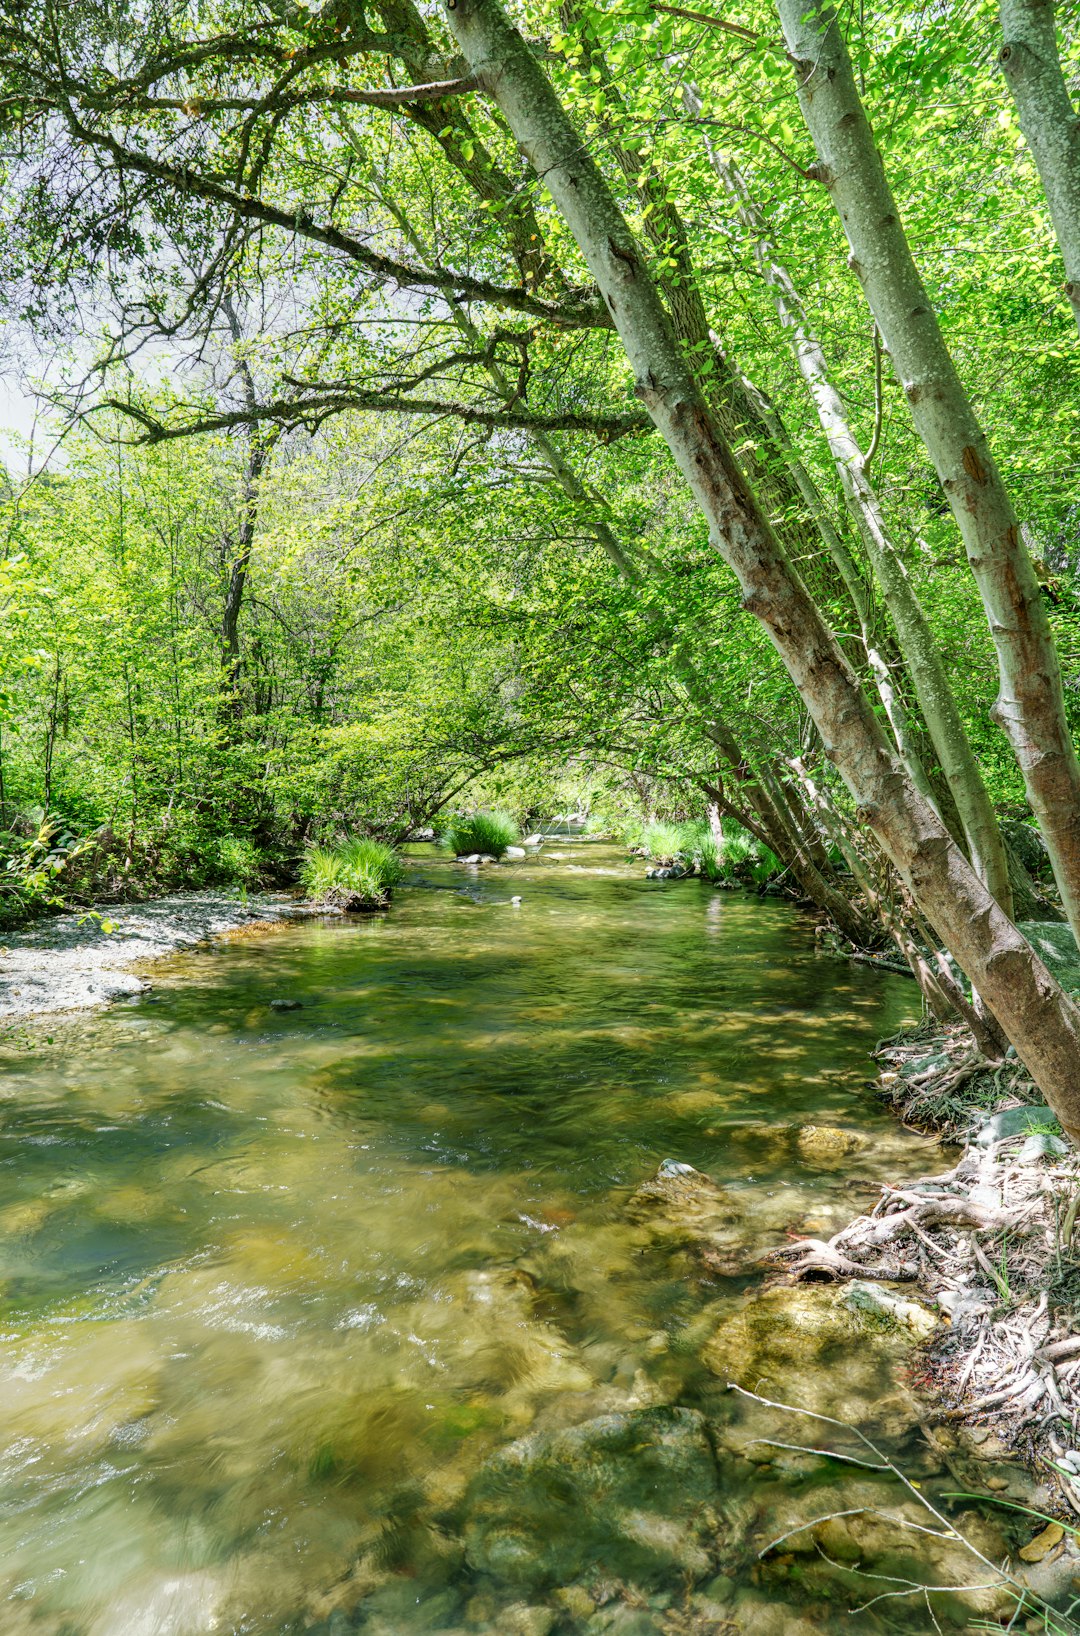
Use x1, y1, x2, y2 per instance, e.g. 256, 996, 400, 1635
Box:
461, 1405, 721, 1590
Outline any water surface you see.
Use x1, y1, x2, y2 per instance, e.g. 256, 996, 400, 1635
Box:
1, 844, 976, 1635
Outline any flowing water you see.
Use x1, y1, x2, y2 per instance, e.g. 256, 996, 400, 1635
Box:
0, 844, 1010, 1634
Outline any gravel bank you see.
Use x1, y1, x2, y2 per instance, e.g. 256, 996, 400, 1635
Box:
0, 893, 301, 1019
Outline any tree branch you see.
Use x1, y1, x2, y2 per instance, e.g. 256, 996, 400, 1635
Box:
54, 107, 611, 331
96, 391, 653, 444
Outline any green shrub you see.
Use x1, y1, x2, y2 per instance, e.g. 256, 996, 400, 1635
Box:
439, 810, 519, 858
749, 845, 783, 887
211, 835, 266, 887
300, 837, 404, 909
0, 813, 94, 926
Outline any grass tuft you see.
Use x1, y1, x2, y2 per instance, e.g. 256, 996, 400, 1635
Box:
300, 837, 404, 910
439, 810, 519, 858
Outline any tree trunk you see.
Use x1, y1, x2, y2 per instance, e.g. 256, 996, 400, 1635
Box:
773, 0, 1080, 943
219, 296, 276, 730
559, 0, 873, 647
703, 136, 1014, 913
443, 0, 1080, 1141
999, 0, 1080, 341
373, 149, 872, 944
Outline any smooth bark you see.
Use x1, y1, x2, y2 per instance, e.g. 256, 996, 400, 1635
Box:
999, 0, 1080, 340
773, 0, 1080, 942
443, 0, 1080, 1140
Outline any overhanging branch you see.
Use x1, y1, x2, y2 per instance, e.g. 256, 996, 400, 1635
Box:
97, 390, 653, 444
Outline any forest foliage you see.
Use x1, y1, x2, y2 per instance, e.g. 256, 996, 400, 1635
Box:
2, 0, 1080, 1119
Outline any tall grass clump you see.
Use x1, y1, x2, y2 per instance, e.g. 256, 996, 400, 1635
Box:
300, 837, 404, 910
641, 820, 686, 859
440, 810, 519, 858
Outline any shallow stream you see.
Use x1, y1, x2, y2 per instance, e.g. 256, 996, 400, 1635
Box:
0, 844, 1016, 1633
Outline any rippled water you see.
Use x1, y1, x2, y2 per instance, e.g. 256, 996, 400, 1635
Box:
1, 843, 1006, 1634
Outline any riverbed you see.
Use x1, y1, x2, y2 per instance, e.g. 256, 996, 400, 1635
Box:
0, 843, 1021, 1633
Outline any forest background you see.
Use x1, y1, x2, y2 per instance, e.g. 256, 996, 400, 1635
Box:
1, 0, 1080, 1105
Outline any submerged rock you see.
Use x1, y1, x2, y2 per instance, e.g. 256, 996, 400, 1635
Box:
703, 1284, 917, 1436
461, 1405, 720, 1589
794, 1124, 869, 1165
842, 1280, 937, 1338
627, 1160, 732, 1234
626, 1159, 748, 1273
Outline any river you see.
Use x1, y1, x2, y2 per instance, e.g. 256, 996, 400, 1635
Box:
1, 842, 1013, 1633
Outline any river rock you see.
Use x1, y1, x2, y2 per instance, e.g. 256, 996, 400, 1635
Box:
794, 1124, 869, 1165
505, 846, 526, 860
1003, 820, 1050, 876
523, 834, 542, 847
626, 1160, 740, 1246
975, 1104, 1057, 1146
703, 1284, 917, 1435
1018, 1131, 1068, 1162
461, 1405, 720, 1589
270, 997, 303, 1011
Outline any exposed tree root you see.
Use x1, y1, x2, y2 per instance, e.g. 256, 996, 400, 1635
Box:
772, 1021, 1080, 1498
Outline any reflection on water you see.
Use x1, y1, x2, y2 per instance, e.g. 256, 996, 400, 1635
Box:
0, 844, 989, 1634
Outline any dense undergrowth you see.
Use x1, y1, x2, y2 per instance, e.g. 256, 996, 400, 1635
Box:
0, 808, 284, 930
625, 817, 785, 889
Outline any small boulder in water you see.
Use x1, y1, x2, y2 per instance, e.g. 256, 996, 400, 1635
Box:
269, 998, 303, 1012
461, 1405, 720, 1589
795, 1124, 869, 1165
626, 1161, 744, 1266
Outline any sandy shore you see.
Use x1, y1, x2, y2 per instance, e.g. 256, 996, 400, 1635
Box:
0, 893, 301, 1019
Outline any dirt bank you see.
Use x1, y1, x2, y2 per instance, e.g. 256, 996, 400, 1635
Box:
0, 893, 303, 1019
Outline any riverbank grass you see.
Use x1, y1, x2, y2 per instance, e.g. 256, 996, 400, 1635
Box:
440, 810, 519, 858
300, 838, 404, 910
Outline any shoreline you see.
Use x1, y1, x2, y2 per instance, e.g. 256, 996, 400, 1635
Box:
777, 1019, 1080, 1516
0, 891, 307, 1020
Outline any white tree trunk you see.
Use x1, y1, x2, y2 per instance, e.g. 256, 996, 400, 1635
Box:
698, 132, 1013, 912
443, 0, 1080, 1139
773, 0, 1080, 944
999, 0, 1080, 341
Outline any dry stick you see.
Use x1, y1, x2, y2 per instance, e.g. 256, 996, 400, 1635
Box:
774, 0, 1080, 943
725, 1383, 1038, 1605
444, 0, 1080, 1139
998, 0, 1080, 344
